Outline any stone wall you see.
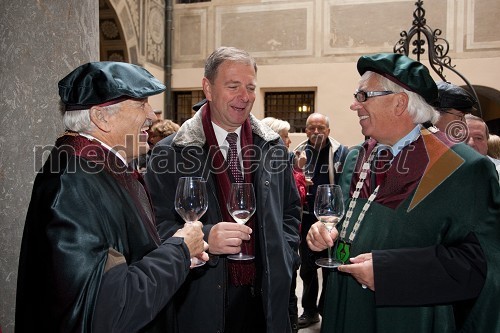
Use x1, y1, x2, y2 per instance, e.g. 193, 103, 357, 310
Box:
0, 1, 99, 331
172, 0, 500, 66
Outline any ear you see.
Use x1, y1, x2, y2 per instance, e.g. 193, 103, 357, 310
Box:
394, 92, 409, 116
89, 106, 111, 132
202, 77, 212, 101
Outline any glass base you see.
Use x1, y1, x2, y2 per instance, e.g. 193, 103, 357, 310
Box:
228, 253, 255, 261
190, 257, 206, 268
315, 257, 343, 268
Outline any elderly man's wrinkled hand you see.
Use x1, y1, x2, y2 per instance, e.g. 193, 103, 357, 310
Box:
306, 221, 338, 252
174, 221, 206, 258
190, 241, 209, 268
337, 253, 375, 291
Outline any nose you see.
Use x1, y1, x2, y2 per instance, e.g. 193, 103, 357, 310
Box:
145, 102, 156, 120
350, 99, 362, 112
239, 87, 250, 103
467, 136, 475, 148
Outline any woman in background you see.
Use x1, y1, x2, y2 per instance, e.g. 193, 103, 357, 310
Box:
261, 116, 305, 333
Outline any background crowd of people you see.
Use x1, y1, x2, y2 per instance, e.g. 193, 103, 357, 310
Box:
14, 47, 500, 333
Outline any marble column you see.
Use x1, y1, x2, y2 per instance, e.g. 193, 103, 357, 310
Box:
0, 1, 98, 331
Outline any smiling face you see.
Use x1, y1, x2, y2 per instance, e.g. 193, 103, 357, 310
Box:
96, 98, 156, 162
350, 73, 413, 145
202, 61, 257, 132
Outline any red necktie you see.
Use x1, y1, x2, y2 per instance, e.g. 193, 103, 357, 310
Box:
226, 133, 243, 183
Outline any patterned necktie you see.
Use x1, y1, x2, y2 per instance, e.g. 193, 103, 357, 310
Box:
226, 132, 243, 183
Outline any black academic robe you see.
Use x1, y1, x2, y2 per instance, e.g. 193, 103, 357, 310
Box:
321, 128, 500, 333
15, 134, 191, 333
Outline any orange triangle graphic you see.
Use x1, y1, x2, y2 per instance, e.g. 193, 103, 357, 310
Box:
408, 129, 464, 211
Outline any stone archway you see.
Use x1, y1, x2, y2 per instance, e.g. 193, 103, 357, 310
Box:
98, 0, 167, 115
98, 0, 163, 68
99, 0, 128, 62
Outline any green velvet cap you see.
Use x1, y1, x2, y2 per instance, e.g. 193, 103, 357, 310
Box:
58, 61, 166, 111
357, 53, 438, 105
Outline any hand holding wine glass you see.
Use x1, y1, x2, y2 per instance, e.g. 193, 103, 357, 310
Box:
175, 177, 208, 267
226, 183, 256, 260
314, 184, 345, 268
173, 221, 208, 262
303, 162, 315, 191
294, 149, 307, 170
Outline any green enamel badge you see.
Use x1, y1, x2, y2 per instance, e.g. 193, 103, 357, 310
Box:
336, 240, 351, 263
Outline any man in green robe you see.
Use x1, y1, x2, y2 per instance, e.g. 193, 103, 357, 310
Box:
15, 62, 208, 332
306, 53, 500, 332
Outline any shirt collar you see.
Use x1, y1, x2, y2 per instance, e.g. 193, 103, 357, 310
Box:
378, 124, 421, 157
79, 132, 128, 166
212, 122, 242, 147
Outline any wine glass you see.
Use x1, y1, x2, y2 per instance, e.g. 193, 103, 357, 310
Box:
226, 183, 256, 260
174, 177, 208, 267
314, 184, 345, 268
303, 162, 315, 195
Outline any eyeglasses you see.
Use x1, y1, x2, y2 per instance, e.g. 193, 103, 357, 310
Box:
354, 90, 395, 103
439, 110, 465, 121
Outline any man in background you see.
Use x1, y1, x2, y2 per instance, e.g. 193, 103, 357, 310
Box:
294, 112, 348, 329
465, 113, 500, 180
153, 108, 163, 120
433, 81, 476, 142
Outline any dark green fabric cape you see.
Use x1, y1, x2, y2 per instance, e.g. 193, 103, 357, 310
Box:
321, 129, 500, 333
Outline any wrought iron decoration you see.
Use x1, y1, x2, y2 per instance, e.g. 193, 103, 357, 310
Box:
393, 0, 482, 116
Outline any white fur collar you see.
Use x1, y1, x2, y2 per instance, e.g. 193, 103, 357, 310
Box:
172, 107, 280, 147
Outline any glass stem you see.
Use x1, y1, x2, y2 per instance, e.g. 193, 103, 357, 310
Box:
243, 238, 251, 256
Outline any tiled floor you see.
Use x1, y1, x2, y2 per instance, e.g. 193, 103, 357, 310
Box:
295, 269, 322, 333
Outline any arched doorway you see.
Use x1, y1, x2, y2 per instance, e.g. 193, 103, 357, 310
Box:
463, 85, 500, 135
98, 0, 129, 62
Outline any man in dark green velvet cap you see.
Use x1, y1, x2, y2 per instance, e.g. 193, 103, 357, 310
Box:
307, 53, 500, 333
16, 61, 208, 332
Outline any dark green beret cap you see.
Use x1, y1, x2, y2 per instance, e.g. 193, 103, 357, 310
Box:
58, 61, 166, 111
357, 53, 438, 105
435, 81, 477, 113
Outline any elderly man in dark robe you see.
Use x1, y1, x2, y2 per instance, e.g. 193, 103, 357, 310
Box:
16, 62, 207, 332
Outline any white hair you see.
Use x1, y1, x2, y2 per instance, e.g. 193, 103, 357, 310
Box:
261, 117, 291, 133
306, 113, 330, 128
362, 71, 439, 124
62, 103, 121, 133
